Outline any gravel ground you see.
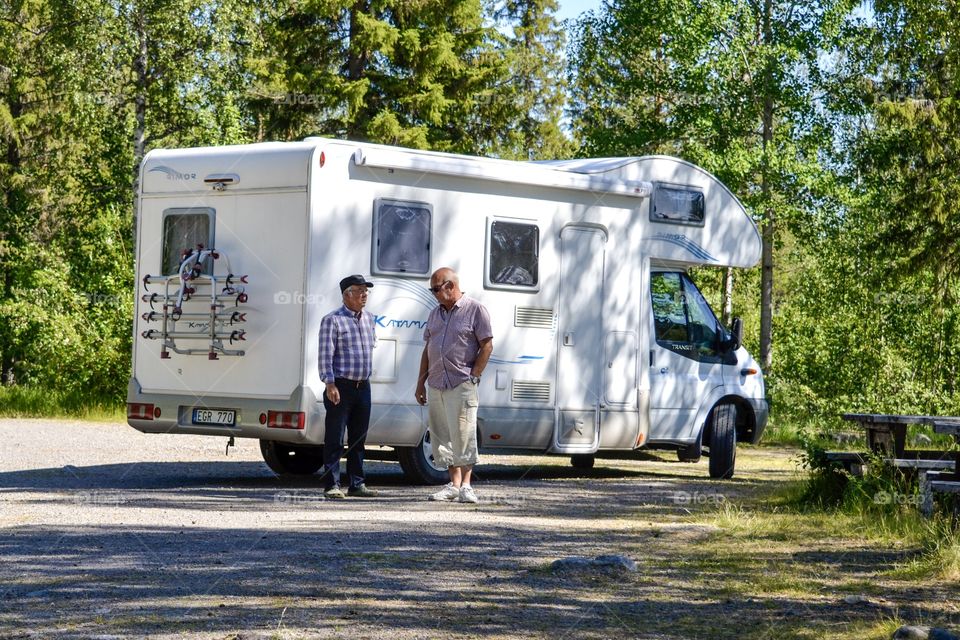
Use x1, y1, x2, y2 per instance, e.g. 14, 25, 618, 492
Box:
0, 418, 908, 639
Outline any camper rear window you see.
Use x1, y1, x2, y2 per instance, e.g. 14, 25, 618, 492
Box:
487, 220, 539, 290
162, 208, 214, 275
373, 199, 432, 275
651, 185, 705, 226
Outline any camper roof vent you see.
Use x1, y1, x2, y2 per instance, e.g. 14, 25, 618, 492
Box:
514, 306, 555, 330
511, 380, 551, 403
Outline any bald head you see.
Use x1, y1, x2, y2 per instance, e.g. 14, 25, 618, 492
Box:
432, 267, 458, 285
430, 267, 462, 309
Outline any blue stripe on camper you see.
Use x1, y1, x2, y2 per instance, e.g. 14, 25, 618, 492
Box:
489, 355, 544, 365
370, 278, 436, 309
651, 233, 717, 262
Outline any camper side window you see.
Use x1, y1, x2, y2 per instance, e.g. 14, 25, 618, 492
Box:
486, 220, 539, 290
651, 272, 727, 363
373, 199, 432, 275
651, 184, 705, 226
162, 208, 214, 275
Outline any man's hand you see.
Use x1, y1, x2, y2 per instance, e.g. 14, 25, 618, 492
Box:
415, 383, 427, 406
325, 382, 340, 406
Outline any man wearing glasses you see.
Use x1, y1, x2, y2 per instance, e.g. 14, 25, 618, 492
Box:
318, 274, 379, 499
415, 268, 493, 503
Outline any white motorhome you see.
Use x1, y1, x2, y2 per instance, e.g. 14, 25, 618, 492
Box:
127, 137, 768, 483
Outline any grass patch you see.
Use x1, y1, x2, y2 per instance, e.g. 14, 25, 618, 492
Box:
0, 385, 124, 421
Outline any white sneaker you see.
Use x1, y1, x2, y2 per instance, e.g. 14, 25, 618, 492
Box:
459, 485, 479, 504
429, 483, 460, 502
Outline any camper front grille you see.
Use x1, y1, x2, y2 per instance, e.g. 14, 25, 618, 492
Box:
514, 306, 555, 330
511, 380, 551, 403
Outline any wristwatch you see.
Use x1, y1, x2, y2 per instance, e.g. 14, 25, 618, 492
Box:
469, 375, 481, 385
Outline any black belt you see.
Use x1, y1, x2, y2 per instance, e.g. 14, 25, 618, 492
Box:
335, 377, 369, 387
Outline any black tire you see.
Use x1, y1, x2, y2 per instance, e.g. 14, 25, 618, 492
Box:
677, 437, 702, 463
708, 404, 737, 479
396, 430, 448, 485
571, 454, 595, 469
259, 440, 324, 476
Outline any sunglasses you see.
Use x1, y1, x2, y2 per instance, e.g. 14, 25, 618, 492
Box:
429, 280, 451, 294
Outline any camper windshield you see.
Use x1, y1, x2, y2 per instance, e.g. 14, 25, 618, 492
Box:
651, 272, 728, 363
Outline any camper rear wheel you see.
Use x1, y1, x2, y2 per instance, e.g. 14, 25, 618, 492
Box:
707, 404, 737, 479
570, 454, 595, 469
396, 431, 448, 485
259, 440, 325, 476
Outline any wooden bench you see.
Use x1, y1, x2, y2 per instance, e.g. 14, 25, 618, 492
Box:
839, 414, 960, 516
923, 420, 960, 516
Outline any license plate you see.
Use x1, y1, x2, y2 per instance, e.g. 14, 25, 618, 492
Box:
192, 408, 236, 426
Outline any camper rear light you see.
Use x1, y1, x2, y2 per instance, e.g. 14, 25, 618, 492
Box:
127, 403, 155, 421
267, 411, 305, 429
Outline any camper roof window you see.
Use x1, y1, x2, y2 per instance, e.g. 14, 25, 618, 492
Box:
162, 208, 214, 275
373, 198, 432, 275
651, 185, 705, 226
487, 220, 539, 290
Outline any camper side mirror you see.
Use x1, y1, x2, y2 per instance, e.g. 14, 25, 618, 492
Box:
729, 317, 743, 352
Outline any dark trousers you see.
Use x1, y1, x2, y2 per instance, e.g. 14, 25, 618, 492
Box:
321, 379, 371, 490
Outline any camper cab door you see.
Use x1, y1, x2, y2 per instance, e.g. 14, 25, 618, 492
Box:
648, 271, 732, 441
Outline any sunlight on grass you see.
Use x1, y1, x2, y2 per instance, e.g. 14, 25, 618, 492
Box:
0, 386, 124, 422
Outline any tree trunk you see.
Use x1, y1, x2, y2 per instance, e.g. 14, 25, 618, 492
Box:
758, 0, 775, 373
345, 1, 370, 140
1, 94, 23, 386
722, 267, 734, 327
131, 4, 148, 241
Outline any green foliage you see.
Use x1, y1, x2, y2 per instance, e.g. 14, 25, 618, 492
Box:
0, 0, 574, 413
0, 385, 124, 421
796, 436, 850, 508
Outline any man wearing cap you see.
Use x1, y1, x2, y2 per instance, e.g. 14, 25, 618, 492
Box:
317, 274, 379, 499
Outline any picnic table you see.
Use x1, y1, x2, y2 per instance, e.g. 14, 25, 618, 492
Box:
840, 413, 960, 516
926, 420, 960, 513
841, 413, 935, 458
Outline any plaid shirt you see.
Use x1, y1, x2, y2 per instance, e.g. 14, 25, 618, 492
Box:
318, 305, 376, 383
423, 295, 493, 390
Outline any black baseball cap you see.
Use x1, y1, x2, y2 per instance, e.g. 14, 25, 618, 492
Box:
340, 274, 374, 292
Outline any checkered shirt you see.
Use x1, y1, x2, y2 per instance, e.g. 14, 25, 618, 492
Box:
318, 305, 376, 383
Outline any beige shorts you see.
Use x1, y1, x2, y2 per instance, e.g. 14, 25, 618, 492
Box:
427, 380, 479, 468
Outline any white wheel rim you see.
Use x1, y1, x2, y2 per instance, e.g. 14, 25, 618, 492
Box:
422, 431, 446, 473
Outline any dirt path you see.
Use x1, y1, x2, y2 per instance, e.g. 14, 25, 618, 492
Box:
0, 419, 952, 639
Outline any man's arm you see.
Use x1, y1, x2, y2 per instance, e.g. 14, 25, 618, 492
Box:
472, 338, 493, 378
318, 316, 340, 405
414, 346, 429, 405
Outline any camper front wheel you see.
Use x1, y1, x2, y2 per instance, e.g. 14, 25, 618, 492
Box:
396, 431, 448, 485
707, 404, 737, 479
259, 440, 325, 476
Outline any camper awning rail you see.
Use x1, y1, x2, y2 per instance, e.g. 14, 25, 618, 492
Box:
352, 148, 653, 199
